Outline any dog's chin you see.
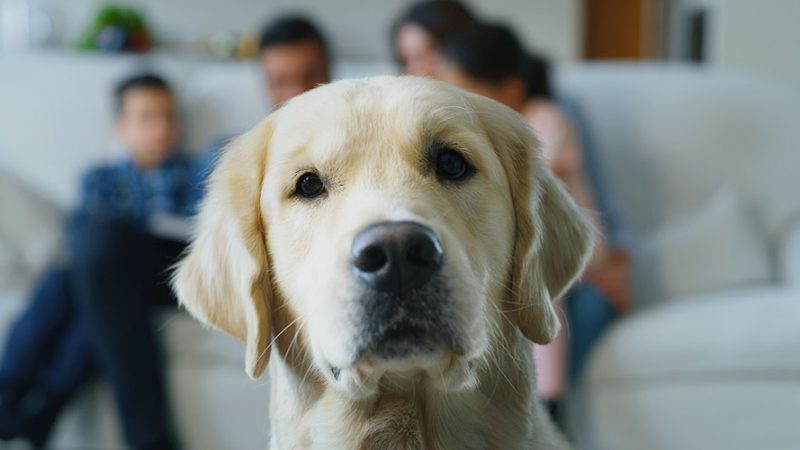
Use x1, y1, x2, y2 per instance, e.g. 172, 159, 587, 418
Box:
313, 281, 486, 399
319, 348, 480, 400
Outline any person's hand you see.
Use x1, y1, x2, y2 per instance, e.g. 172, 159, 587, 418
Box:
588, 248, 632, 313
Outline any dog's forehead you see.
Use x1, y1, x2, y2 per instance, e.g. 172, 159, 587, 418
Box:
270, 77, 481, 156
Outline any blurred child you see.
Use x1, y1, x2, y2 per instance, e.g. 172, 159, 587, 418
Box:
390, 0, 476, 76
0, 73, 193, 450
435, 22, 632, 420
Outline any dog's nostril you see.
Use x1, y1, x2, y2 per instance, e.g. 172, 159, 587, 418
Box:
353, 244, 388, 273
406, 236, 443, 268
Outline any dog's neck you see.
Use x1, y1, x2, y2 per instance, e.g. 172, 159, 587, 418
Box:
267, 328, 556, 450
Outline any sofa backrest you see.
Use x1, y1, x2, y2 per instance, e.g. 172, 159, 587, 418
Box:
4, 55, 798, 264
0, 52, 392, 208
557, 63, 800, 242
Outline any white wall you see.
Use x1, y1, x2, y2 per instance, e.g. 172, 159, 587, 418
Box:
704, 0, 800, 86
709, 0, 800, 85
5, 0, 582, 62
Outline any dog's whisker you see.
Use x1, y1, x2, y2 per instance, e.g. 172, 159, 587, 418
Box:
257, 313, 305, 365
286, 319, 305, 359
299, 352, 317, 387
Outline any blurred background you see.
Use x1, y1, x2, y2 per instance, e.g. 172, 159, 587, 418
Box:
1, 1, 799, 449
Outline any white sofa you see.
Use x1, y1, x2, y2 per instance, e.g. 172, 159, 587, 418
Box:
2, 52, 799, 449
558, 65, 800, 450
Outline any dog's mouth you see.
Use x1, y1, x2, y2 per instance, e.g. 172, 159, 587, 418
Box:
320, 280, 479, 398
328, 320, 433, 381
369, 319, 437, 359
382, 321, 421, 340
351, 279, 465, 360
325, 314, 478, 397
326, 316, 452, 390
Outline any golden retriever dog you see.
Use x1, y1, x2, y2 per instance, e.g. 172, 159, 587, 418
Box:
173, 76, 593, 449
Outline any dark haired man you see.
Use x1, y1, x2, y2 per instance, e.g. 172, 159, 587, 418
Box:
191, 15, 334, 193
258, 15, 331, 106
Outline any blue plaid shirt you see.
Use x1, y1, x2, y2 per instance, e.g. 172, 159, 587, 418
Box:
75, 154, 199, 229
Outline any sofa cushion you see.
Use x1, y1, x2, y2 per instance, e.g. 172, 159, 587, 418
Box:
157, 310, 246, 369
0, 236, 25, 291
558, 65, 800, 243
585, 285, 800, 384
576, 378, 800, 450
781, 220, 800, 286
0, 291, 265, 449
0, 170, 65, 289
633, 190, 772, 304
0, 288, 26, 318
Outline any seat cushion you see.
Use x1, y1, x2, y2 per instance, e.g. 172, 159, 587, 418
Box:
0, 290, 265, 449
157, 310, 246, 369
574, 377, 800, 450
0, 288, 26, 323
585, 285, 800, 384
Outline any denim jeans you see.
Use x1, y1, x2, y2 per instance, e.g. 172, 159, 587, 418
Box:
0, 215, 185, 449
0, 267, 92, 401
565, 283, 617, 382
67, 217, 185, 449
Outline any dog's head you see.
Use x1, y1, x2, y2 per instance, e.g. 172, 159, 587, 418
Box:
173, 76, 593, 399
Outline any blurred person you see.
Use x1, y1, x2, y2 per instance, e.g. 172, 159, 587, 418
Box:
192, 15, 334, 195
259, 15, 331, 107
0, 73, 194, 450
390, 0, 476, 76
436, 22, 632, 419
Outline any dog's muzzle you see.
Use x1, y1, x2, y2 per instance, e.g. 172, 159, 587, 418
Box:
350, 221, 458, 360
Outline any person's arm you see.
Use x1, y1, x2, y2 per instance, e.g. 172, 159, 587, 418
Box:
75, 165, 146, 224
66, 166, 127, 254
556, 124, 632, 313
185, 138, 228, 216
75, 167, 113, 217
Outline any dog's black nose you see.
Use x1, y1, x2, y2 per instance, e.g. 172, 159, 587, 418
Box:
351, 221, 443, 294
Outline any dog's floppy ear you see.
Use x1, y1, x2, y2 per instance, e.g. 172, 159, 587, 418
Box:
173, 117, 275, 379
470, 93, 594, 344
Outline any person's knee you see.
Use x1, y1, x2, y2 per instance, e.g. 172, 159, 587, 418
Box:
69, 217, 144, 280
567, 284, 616, 327
566, 283, 616, 356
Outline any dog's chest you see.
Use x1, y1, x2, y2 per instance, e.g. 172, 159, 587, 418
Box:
357, 394, 426, 450
362, 397, 488, 450
304, 389, 491, 450
270, 359, 534, 449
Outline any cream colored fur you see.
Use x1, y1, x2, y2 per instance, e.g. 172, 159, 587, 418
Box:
173, 76, 594, 450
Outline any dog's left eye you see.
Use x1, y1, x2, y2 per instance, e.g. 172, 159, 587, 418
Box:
294, 172, 326, 198
436, 149, 475, 182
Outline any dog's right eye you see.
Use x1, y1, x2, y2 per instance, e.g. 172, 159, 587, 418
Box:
435, 149, 475, 182
294, 172, 325, 199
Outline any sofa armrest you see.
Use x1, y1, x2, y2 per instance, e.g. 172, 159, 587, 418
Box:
782, 223, 800, 286
0, 170, 66, 289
